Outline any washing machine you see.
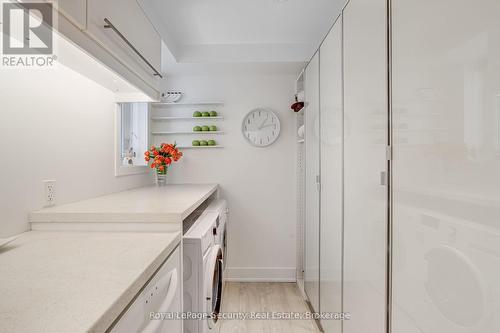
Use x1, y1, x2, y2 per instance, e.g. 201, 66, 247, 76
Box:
205, 199, 228, 272
183, 211, 223, 333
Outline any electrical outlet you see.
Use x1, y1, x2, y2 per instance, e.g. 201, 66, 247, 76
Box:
43, 180, 56, 207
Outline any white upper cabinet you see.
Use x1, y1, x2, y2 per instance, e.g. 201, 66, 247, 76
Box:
57, 0, 87, 30
86, 0, 162, 88
52, 0, 162, 99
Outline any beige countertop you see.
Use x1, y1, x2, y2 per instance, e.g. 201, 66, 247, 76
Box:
29, 183, 218, 225
0, 231, 180, 333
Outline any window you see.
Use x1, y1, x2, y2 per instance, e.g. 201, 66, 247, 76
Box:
115, 102, 149, 176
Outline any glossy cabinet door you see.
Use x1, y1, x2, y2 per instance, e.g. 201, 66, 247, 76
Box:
304, 51, 320, 313
319, 17, 343, 333
86, 0, 162, 89
343, 0, 388, 332
57, 0, 87, 30
392, 1, 500, 332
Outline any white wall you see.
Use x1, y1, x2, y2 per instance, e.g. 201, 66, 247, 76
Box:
0, 64, 152, 238
162, 74, 298, 281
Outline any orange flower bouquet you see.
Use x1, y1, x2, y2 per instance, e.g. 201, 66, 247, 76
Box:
144, 143, 183, 186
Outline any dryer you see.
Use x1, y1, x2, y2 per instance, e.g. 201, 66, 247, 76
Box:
205, 199, 228, 272
183, 211, 223, 333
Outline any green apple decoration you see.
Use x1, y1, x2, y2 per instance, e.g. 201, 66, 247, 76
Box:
192, 140, 200, 146
193, 111, 202, 117
193, 126, 202, 132
209, 125, 218, 131
201, 125, 210, 131
199, 140, 208, 146
202, 112, 211, 117
210, 111, 218, 117
208, 140, 216, 146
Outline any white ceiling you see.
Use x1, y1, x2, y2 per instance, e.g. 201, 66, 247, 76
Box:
138, 0, 344, 74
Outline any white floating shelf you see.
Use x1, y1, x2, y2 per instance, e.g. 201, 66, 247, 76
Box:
152, 116, 224, 121
177, 145, 224, 149
152, 131, 225, 135
152, 101, 224, 107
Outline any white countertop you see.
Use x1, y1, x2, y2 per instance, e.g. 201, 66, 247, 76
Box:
30, 184, 218, 224
0, 231, 180, 333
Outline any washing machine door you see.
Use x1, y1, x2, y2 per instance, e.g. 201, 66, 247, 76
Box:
216, 221, 227, 270
204, 245, 223, 331
222, 227, 227, 269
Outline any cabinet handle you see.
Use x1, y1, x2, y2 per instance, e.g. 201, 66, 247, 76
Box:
103, 18, 163, 79
380, 171, 388, 186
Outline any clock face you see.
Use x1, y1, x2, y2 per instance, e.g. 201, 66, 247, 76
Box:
242, 108, 281, 147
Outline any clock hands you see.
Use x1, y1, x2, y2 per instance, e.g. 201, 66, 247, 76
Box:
257, 114, 269, 130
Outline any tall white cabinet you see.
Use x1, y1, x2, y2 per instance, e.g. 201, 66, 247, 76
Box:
391, 0, 500, 332
304, 52, 321, 314
319, 16, 343, 333
302, 1, 500, 333
302, 0, 389, 332
343, 0, 388, 332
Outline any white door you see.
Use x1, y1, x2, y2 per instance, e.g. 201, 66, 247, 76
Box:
343, 0, 388, 332
304, 51, 320, 313
392, 0, 500, 332
319, 16, 343, 333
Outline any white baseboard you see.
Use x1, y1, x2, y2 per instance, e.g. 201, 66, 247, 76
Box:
225, 267, 296, 282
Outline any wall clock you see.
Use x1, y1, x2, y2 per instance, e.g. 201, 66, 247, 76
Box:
242, 108, 281, 147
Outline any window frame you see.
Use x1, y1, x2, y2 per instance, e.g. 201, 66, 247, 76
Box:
114, 102, 151, 177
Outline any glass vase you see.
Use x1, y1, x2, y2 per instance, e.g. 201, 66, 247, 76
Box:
156, 168, 168, 186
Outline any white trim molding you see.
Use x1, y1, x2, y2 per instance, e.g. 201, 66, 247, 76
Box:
225, 267, 296, 282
